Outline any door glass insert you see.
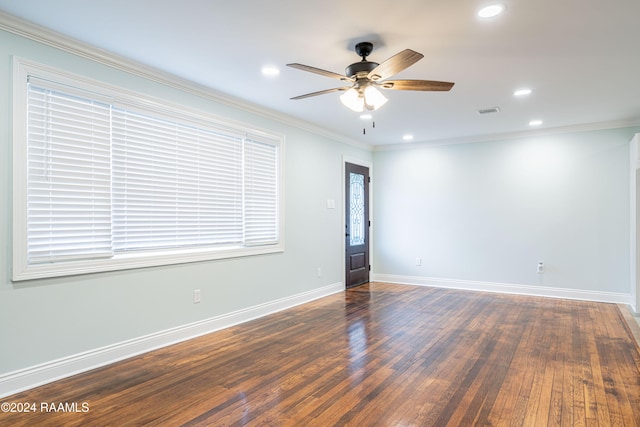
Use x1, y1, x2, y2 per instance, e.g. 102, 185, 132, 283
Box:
349, 172, 365, 246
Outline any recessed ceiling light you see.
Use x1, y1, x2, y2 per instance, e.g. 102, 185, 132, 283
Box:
402, 134, 414, 142
529, 119, 543, 126
261, 66, 280, 77
478, 4, 505, 18
514, 88, 533, 97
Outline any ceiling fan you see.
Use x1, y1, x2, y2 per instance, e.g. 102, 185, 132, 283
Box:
287, 42, 454, 112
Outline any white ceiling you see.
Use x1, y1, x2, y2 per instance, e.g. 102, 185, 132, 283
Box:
1, 0, 640, 147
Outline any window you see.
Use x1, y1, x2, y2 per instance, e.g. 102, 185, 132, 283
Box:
13, 58, 283, 281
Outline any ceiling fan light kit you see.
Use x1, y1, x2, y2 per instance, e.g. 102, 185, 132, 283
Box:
339, 86, 388, 112
287, 41, 454, 113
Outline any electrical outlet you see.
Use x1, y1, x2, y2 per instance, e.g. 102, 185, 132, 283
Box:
193, 289, 201, 304
317, 267, 322, 278
537, 262, 544, 274
416, 257, 422, 266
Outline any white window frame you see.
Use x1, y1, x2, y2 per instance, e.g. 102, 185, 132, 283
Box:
12, 57, 285, 281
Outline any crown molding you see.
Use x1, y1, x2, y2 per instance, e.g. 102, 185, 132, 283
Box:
6, 10, 634, 154
374, 118, 640, 152
0, 11, 370, 151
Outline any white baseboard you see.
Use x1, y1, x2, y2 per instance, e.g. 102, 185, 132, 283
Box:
0, 282, 344, 398
372, 273, 634, 305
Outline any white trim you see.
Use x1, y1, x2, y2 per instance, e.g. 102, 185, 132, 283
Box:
0, 282, 344, 398
372, 273, 634, 305
630, 133, 640, 313
14, 246, 286, 282
12, 57, 286, 281
374, 119, 640, 152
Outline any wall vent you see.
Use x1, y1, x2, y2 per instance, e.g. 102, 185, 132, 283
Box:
478, 107, 500, 115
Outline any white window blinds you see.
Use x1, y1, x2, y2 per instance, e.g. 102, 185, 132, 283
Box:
111, 108, 245, 251
244, 136, 279, 245
22, 71, 281, 274
27, 82, 113, 264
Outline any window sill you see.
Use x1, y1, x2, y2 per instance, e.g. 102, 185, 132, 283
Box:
12, 244, 284, 282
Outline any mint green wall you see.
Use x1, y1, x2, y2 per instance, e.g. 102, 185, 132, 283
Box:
0, 29, 372, 374
373, 127, 639, 294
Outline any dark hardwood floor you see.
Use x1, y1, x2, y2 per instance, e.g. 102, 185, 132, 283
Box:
2, 282, 639, 426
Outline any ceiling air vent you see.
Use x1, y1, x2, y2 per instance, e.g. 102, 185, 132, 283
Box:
478, 107, 500, 115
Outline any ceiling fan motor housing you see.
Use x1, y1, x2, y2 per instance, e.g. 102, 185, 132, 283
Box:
346, 41, 378, 79
345, 61, 379, 79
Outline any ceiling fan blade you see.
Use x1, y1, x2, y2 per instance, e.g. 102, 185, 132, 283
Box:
379, 79, 455, 91
287, 63, 353, 82
367, 49, 424, 81
290, 87, 351, 100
